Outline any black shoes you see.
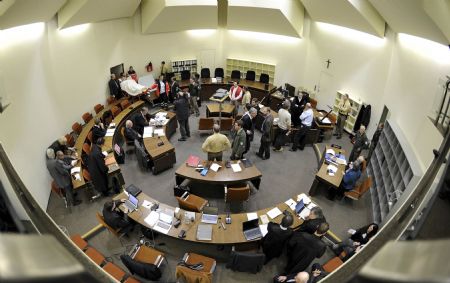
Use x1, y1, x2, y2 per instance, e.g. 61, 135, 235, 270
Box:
178, 138, 186, 141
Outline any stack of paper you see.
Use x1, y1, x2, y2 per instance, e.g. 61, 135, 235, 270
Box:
210, 163, 221, 172
142, 200, 153, 209
247, 212, 258, 221
297, 193, 311, 204
144, 211, 159, 227
231, 163, 242, 172
143, 126, 153, 138
267, 207, 282, 219
327, 164, 338, 176
326, 148, 335, 155
260, 214, 269, 225
322, 117, 331, 124
154, 129, 165, 136
105, 128, 115, 137
259, 224, 269, 237
285, 199, 297, 211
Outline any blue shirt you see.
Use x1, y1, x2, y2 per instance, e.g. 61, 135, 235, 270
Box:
343, 169, 361, 190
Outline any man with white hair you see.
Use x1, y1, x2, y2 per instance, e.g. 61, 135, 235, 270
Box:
273, 271, 309, 283
124, 120, 141, 141
349, 125, 369, 162
291, 103, 313, 151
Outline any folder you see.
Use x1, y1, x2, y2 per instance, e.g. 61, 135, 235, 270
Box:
186, 155, 200, 167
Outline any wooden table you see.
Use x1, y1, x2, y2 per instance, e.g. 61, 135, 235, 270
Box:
143, 111, 177, 174
175, 160, 262, 190
309, 145, 347, 195
206, 104, 235, 118
115, 191, 303, 245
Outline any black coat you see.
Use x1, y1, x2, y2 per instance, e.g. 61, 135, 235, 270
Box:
350, 223, 378, 245
241, 113, 254, 142
103, 203, 129, 230
87, 144, 109, 194
285, 232, 326, 274
260, 115, 274, 143
92, 125, 106, 144
297, 217, 326, 234
133, 113, 148, 136
361, 105, 371, 127
108, 79, 120, 97
262, 222, 293, 262
125, 127, 140, 141
174, 97, 190, 120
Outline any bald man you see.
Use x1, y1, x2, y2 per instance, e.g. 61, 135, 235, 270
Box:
202, 124, 231, 161
274, 271, 309, 283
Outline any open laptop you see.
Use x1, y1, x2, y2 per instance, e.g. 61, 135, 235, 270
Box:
153, 212, 173, 234
242, 219, 262, 241
124, 194, 138, 212
295, 199, 305, 215
201, 207, 218, 224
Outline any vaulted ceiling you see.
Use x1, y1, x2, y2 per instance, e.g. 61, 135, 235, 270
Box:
0, 0, 448, 44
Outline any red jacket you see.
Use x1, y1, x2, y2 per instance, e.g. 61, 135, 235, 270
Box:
229, 85, 243, 100
150, 81, 170, 97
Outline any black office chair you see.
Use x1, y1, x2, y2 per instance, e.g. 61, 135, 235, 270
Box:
201, 68, 210, 78
180, 70, 191, 80
245, 71, 255, 81
166, 72, 175, 81
231, 70, 241, 80
259, 73, 269, 84
214, 68, 224, 78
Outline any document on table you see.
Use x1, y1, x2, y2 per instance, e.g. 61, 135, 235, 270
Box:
267, 207, 282, 219
71, 167, 81, 174
231, 163, 242, 172
143, 126, 153, 138
247, 212, 258, 221
260, 214, 269, 225
322, 117, 331, 124
210, 163, 221, 172
73, 173, 81, 180
154, 129, 165, 136
297, 193, 311, 204
327, 164, 338, 174
105, 128, 115, 137
144, 211, 159, 227
259, 224, 269, 237
299, 208, 310, 220
285, 199, 297, 211
142, 200, 153, 209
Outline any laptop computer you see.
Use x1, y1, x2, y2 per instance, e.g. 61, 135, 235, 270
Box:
201, 207, 218, 224
242, 219, 262, 241
197, 224, 213, 241
126, 184, 142, 197
153, 212, 173, 234
295, 199, 305, 214
124, 194, 138, 212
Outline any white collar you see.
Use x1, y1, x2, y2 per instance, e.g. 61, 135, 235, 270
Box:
279, 225, 287, 230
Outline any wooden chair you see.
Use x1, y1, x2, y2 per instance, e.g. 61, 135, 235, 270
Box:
310, 98, 318, 109
123, 277, 141, 283
120, 99, 131, 110
111, 106, 121, 118
51, 181, 67, 208
70, 234, 88, 251
176, 253, 216, 283
131, 244, 165, 268
198, 118, 215, 131
176, 192, 208, 213
259, 73, 269, 84
224, 183, 251, 211
85, 247, 107, 266
344, 176, 372, 200
94, 104, 104, 114
82, 112, 93, 124
323, 256, 344, 273
103, 262, 126, 281
220, 118, 234, 131
72, 122, 83, 135
107, 96, 116, 105
82, 143, 91, 155
65, 134, 75, 147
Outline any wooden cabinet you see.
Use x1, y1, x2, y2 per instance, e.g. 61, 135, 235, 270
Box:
226, 58, 275, 84
171, 59, 197, 80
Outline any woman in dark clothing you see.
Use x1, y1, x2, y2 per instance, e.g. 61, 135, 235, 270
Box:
261, 214, 294, 264
332, 223, 379, 260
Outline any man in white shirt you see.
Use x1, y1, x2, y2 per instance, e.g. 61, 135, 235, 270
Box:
273, 101, 291, 152
290, 103, 313, 151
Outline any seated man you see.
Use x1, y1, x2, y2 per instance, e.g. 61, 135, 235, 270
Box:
102, 200, 134, 234
332, 223, 379, 261
274, 263, 327, 283
297, 207, 326, 234
201, 124, 231, 161
273, 271, 309, 283
124, 120, 141, 141
334, 161, 362, 199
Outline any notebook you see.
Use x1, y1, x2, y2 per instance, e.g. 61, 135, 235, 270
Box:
186, 155, 200, 167
197, 224, 213, 241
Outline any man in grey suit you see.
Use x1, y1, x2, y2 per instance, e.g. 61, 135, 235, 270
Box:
256, 107, 273, 160
46, 149, 81, 206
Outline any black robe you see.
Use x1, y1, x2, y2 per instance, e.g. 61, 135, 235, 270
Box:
87, 144, 109, 194
241, 113, 255, 152
262, 222, 293, 263
285, 232, 326, 274
297, 217, 326, 234
103, 202, 129, 230
92, 125, 106, 144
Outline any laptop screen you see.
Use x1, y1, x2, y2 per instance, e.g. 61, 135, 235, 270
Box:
295, 199, 305, 214
129, 194, 138, 207
242, 219, 259, 231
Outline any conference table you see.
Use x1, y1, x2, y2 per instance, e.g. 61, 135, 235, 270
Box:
115, 191, 304, 245
175, 160, 263, 190
205, 104, 235, 118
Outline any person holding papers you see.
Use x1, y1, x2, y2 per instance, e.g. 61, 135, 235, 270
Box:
230, 120, 246, 160
290, 103, 313, 152
92, 118, 106, 144
174, 91, 191, 141
202, 124, 231, 161
334, 93, 351, 139
262, 214, 294, 264
124, 120, 141, 141
103, 200, 134, 234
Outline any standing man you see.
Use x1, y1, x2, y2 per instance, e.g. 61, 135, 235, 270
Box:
132, 107, 150, 136
160, 61, 169, 77
367, 123, 384, 161
334, 94, 351, 139
46, 149, 82, 206
242, 107, 257, 154
188, 78, 200, 116
262, 213, 294, 264
92, 118, 106, 144
87, 138, 110, 196
273, 101, 291, 152
108, 74, 122, 99
194, 73, 202, 107
128, 66, 138, 83
202, 124, 231, 161
349, 125, 369, 162
170, 76, 180, 104
174, 91, 191, 141
285, 222, 329, 275
230, 120, 246, 160
256, 107, 273, 160
291, 103, 313, 152
229, 81, 243, 116
156, 75, 170, 105
241, 86, 252, 112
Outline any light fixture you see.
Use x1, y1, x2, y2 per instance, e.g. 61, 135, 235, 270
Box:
0, 22, 45, 49
398, 33, 450, 65
315, 22, 385, 48
228, 30, 301, 44
186, 29, 216, 37
58, 23, 90, 37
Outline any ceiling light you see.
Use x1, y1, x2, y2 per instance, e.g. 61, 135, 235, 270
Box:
186, 29, 216, 37
398, 33, 450, 65
315, 22, 385, 48
228, 30, 300, 44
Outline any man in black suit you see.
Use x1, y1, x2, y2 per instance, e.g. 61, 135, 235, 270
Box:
297, 207, 326, 234
173, 91, 190, 141
274, 263, 327, 283
92, 118, 106, 143
256, 107, 273, 160
262, 213, 294, 264
169, 77, 180, 104
241, 107, 257, 154
285, 222, 329, 275
87, 138, 110, 196
102, 200, 134, 234
124, 120, 141, 141
132, 107, 150, 136
108, 74, 122, 99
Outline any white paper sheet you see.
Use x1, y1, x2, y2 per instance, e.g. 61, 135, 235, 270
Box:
297, 193, 311, 204
326, 149, 335, 155
154, 129, 165, 136
144, 211, 159, 227
299, 208, 310, 220
70, 167, 81, 174
143, 126, 153, 138
267, 207, 282, 219
231, 163, 242, 172
105, 129, 115, 137
247, 212, 258, 221
210, 163, 221, 172
260, 214, 269, 225
260, 224, 269, 237
285, 199, 297, 211
73, 173, 81, 180
327, 164, 338, 173
142, 200, 153, 209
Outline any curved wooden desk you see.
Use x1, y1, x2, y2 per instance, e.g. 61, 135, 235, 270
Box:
175, 160, 262, 190
116, 191, 303, 245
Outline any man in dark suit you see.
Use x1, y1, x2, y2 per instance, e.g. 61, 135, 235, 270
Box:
132, 107, 150, 136
262, 213, 294, 264
124, 120, 141, 141
241, 107, 257, 154
256, 107, 273, 160
297, 207, 326, 234
102, 200, 134, 233
285, 222, 329, 275
92, 118, 106, 143
108, 73, 122, 99
274, 263, 327, 283
87, 138, 110, 196
169, 76, 180, 103
173, 91, 190, 141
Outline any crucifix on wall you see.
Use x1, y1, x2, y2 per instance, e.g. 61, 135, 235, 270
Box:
326, 59, 331, 69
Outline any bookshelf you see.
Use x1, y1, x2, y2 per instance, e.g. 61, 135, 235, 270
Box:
366, 120, 422, 224
225, 58, 275, 84
332, 91, 363, 133
171, 59, 197, 80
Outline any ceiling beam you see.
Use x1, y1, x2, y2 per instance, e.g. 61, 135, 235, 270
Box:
423, 0, 450, 44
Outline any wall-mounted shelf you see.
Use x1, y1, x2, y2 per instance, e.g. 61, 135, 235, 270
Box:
225, 58, 275, 84
171, 59, 197, 79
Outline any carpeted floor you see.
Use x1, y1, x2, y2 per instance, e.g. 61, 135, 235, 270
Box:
47, 102, 373, 282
